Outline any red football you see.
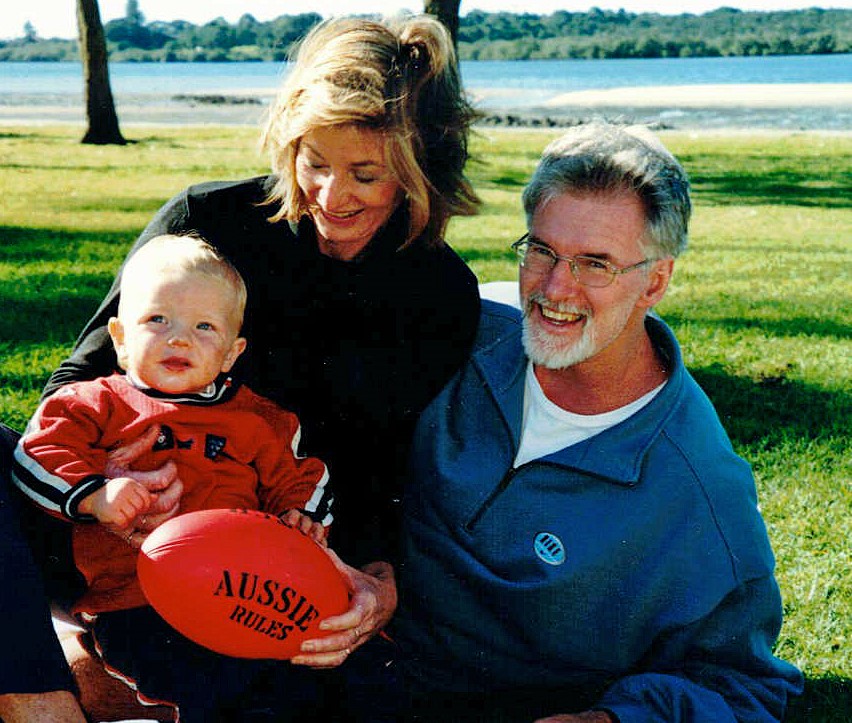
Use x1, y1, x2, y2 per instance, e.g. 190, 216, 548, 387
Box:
138, 508, 349, 659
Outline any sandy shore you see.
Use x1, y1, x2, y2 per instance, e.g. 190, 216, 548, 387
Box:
0, 83, 849, 131
539, 83, 852, 109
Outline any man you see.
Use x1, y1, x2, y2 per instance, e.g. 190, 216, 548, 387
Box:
394, 122, 803, 722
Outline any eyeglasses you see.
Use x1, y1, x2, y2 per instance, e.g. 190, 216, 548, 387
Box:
511, 234, 653, 288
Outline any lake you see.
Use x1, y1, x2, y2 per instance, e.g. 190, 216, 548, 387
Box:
3, 54, 850, 96
1, 54, 850, 130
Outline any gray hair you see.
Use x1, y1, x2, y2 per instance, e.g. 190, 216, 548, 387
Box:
522, 122, 691, 258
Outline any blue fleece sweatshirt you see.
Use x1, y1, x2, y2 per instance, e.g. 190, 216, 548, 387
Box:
396, 301, 802, 722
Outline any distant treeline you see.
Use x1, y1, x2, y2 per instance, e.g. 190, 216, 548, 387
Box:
2, 7, 850, 62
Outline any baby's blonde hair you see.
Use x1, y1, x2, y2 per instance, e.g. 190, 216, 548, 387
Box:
119, 234, 247, 328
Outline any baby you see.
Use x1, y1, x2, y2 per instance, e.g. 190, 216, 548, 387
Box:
13, 234, 334, 718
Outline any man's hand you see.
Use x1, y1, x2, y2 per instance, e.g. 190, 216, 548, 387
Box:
536, 712, 616, 723
290, 550, 397, 668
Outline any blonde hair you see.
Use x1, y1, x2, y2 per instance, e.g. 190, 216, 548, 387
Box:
119, 234, 247, 327
260, 15, 480, 248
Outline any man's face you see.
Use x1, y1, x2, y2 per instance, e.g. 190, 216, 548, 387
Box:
520, 190, 667, 371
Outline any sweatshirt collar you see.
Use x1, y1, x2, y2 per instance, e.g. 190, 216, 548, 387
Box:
472, 314, 685, 486
122, 373, 239, 405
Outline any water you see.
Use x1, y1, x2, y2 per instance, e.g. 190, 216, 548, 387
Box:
463, 54, 852, 108
1, 54, 850, 129
464, 54, 852, 90
3, 53, 850, 96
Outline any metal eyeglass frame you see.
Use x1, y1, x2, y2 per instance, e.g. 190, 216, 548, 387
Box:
511, 233, 653, 288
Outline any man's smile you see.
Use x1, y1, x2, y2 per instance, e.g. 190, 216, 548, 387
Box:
538, 304, 585, 325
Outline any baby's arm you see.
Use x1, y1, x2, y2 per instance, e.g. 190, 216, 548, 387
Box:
252, 396, 333, 534
76, 477, 154, 527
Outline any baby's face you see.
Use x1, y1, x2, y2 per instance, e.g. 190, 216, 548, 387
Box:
109, 271, 246, 395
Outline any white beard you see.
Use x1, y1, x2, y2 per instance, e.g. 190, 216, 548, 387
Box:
521, 294, 597, 370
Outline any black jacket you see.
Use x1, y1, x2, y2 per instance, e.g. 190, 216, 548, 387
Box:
46, 176, 480, 566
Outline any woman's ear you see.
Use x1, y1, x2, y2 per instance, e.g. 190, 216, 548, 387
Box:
107, 317, 129, 370
221, 337, 247, 374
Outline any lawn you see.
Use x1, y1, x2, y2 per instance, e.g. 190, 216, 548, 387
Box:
1, 124, 850, 720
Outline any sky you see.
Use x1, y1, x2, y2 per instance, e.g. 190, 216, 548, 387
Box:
2, 0, 848, 41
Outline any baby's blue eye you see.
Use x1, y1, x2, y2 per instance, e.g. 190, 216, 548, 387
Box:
196, 322, 213, 331
148, 315, 166, 324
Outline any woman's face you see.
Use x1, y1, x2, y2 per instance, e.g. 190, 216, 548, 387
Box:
295, 125, 403, 261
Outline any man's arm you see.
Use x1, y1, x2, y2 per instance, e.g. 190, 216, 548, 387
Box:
593, 576, 803, 722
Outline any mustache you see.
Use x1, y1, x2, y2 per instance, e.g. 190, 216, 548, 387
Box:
524, 292, 588, 317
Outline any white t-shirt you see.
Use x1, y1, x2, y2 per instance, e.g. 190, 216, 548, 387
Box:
514, 363, 666, 468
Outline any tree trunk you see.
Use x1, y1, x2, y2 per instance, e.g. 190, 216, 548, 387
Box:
424, 0, 461, 50
77, 0, 126, 145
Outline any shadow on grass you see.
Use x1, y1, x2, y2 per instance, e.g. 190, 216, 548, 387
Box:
458, 247, 517, 264
0, 292, 106, 346
0, 131, 54, 141
0, 227, 123, 345
788, 675, 852, 723
0, 226, 133, 263
663, 309, 851, 343
476, 172, 530, 191
688, 168, 852, 209
690, 363, 848, 449
692, 240, 850, 256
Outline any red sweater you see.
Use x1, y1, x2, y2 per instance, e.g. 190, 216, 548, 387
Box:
13, 374, 330, 615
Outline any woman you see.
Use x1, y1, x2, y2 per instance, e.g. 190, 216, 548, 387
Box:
40, 13, 481, 717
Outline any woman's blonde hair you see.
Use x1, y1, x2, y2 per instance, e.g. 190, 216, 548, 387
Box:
260, 15, 480, 248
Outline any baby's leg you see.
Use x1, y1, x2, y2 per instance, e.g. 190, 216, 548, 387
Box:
92, 606, 269, 721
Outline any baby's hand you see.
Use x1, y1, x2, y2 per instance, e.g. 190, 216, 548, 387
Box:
79, 477, 153, 527
280, 509, 328, 546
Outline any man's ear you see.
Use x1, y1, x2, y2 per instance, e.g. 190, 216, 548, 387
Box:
107, 317, 129, 370
221, 337, 247, 374
639, 257, 674, 310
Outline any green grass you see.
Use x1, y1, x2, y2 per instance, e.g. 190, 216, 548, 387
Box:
1, 124, 850, 719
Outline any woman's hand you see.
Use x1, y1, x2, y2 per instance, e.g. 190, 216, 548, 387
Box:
102, 425, 184, 548
290, 550, 397, 669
